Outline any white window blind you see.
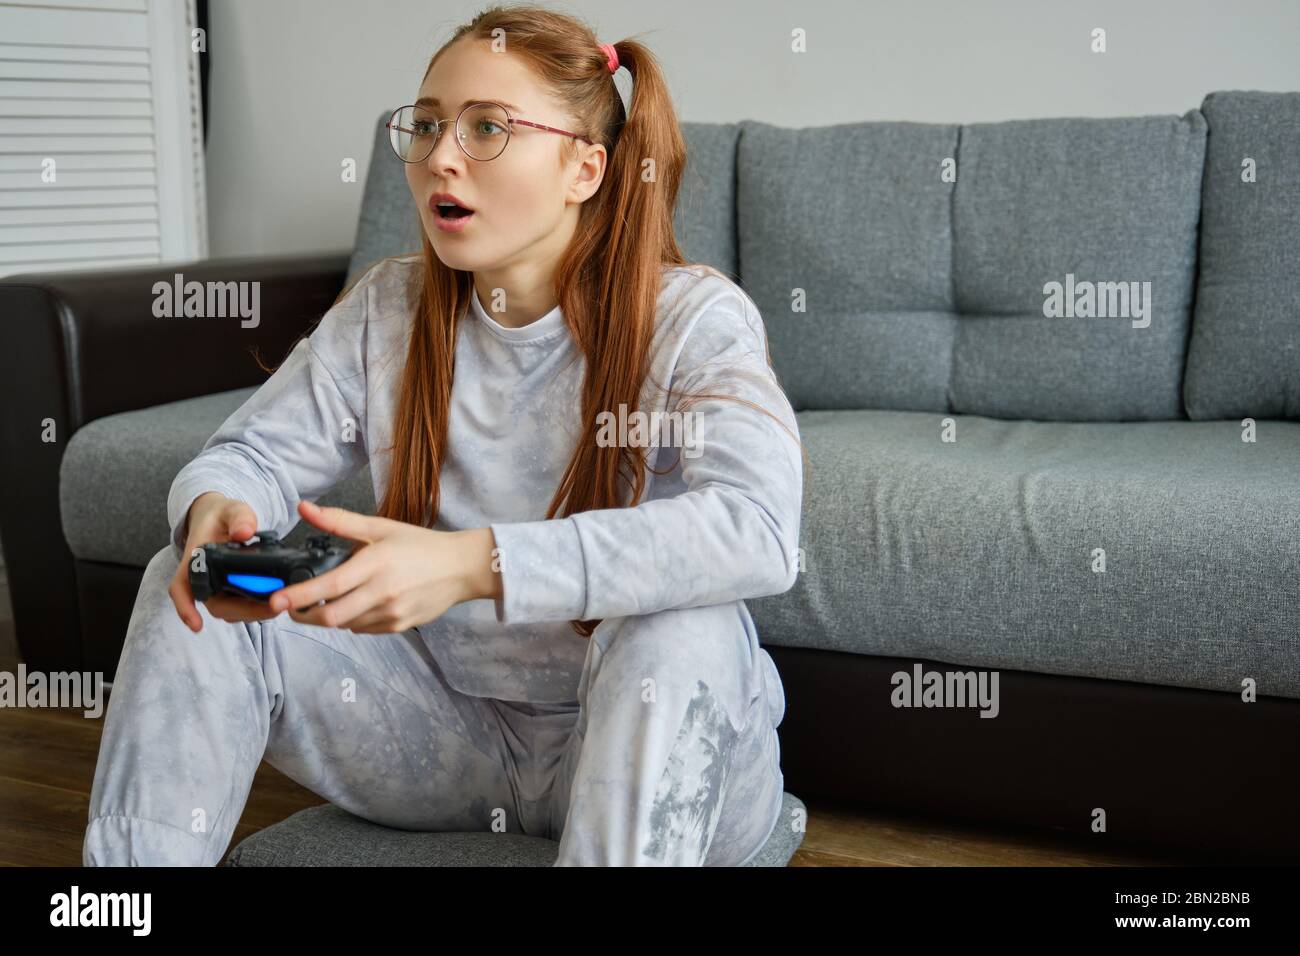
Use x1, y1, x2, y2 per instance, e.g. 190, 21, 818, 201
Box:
0, 0, 207, 277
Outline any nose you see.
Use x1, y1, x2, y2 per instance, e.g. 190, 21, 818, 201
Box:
424, 118, 467, 174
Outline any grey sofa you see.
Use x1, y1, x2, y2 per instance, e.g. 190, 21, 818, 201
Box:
2, 90, 1297, 861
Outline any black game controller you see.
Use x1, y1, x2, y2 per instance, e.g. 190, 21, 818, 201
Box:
188, 531, 355, 603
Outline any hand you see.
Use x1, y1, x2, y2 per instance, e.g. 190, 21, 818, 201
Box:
169, 492, 280, 632
268, 500, 501, 634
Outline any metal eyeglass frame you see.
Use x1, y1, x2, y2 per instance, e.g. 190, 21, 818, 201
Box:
386, 101, 594, 163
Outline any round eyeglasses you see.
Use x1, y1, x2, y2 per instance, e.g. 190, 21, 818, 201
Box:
386, 102, 594, 163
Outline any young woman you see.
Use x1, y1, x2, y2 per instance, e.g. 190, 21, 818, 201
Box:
84, 4, 803, 867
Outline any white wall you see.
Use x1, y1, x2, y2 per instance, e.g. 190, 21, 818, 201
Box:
204, 0, 1300, 259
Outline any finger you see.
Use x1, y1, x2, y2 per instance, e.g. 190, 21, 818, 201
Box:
297, 499, 388, 544
206, 599, 270, 623
289, 581, 385, 630
345, 604, 409, 635
268, 549, 374, 613
223, 503, 258, 541
168, 571, 203, 633
206, 593, 280, 623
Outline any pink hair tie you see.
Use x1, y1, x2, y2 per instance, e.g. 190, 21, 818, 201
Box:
598, 42, 619, 73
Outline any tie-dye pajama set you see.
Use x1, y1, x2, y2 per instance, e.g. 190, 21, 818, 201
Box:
83, 256, 802, 866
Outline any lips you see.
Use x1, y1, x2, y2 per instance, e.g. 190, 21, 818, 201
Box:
429, 191, 474, 218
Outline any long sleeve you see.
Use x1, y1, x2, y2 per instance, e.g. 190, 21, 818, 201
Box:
166, 280, 371, 553
488, 288, 804, 624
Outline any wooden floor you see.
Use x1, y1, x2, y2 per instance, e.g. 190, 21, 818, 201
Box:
0, 643, 1197, 867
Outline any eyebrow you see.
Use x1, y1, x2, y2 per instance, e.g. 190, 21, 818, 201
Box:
415, 96, 522, 112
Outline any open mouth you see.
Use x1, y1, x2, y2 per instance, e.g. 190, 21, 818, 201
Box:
434, 202, 474, 220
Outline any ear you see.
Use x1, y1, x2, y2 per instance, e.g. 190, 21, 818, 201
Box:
570, 142, 606, 202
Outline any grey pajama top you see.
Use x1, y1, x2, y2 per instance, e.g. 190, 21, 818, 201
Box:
167, 255, 803, 703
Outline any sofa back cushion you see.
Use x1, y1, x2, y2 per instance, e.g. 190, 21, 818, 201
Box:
738, 112, 1207, 419
346, 114, 741, 288
347, 112, 424, 288
1183, 91, 1300, 420
669, 121, 742, 280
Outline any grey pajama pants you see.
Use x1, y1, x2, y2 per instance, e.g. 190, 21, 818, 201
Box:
83, 544, 788, 866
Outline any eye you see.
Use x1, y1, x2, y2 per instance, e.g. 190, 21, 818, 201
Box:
475, 119, 506, 136
412, 120, 437, 136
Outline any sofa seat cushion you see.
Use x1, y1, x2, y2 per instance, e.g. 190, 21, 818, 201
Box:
225, 791, 807, 866
748, 409, 1300, 699
60, 387, 377, 567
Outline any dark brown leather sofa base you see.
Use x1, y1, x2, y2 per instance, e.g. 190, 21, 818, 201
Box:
72, 556, 1300, 863
769, 643, 1300, 863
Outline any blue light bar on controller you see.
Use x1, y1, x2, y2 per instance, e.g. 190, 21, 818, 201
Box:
227, 573, 286, 594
